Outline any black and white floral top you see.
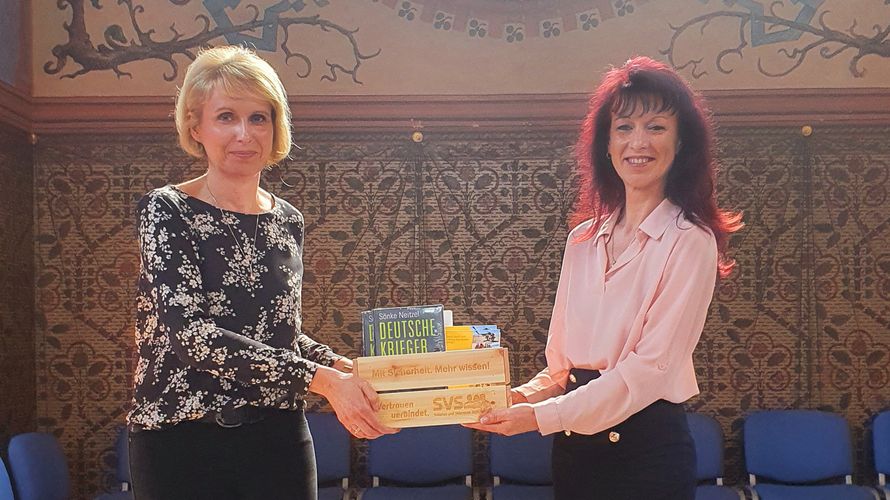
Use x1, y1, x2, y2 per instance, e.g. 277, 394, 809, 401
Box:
128, 185, 339, 430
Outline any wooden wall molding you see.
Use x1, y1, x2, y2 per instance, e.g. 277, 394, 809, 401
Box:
4, 88, 890, 135
705, 88, 890, 126
0, 82, 32, 133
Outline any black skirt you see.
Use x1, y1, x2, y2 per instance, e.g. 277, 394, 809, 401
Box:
551, 369, 696, 500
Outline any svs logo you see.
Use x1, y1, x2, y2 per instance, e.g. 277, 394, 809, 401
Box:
432, 394, 491, 412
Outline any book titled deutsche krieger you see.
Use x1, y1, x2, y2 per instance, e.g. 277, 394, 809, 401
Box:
361, 304, 446, 356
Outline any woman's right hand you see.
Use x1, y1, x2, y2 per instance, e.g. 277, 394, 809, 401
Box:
309, 365, 398, 439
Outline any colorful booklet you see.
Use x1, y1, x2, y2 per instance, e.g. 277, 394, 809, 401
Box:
471, 325, 501, 349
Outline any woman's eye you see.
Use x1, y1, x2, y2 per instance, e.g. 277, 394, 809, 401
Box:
616, 124, 632, 131
649, 125, 666, 131
217, 112, 233, 121
250, 114, 268, 124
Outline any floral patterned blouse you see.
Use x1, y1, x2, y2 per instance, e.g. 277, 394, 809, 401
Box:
128, 185, 339, 430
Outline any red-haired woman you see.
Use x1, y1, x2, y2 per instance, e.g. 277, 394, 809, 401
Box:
467, 56, 742, 499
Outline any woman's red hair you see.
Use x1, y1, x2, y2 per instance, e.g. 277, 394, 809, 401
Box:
572, 56, 742, 278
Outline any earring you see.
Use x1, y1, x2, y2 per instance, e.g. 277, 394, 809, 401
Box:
606, 152, 612, 160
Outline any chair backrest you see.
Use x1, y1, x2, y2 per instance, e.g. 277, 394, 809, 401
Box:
744, 410, 854, 484
7, 432, 71, 500
874, 410, 890, 484
0, 456, 14, 500
490, 431, 553, 485
687, 413, 725, 482
306, 412, 350, 485
115, 427, 131, 487
368, 425, 472, 485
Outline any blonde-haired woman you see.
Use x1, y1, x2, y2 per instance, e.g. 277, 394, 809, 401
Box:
128, 45, 394, 499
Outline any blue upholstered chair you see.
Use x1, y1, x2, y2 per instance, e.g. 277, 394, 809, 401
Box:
307, 412, 351, 500
686, 413, 744, 500
361, 425, 474, 500
94, 427, 134, 500
874, 411, 890, 499
7, 432, 70, 500
0, 456, 14, 500
489, 430, 553, 499
744, 410, 877, 500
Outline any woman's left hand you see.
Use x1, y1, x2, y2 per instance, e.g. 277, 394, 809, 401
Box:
463, 403, 538, 436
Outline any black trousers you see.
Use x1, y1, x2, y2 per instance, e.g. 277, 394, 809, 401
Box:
129, 409, 317, 500
551, 369, 696, 500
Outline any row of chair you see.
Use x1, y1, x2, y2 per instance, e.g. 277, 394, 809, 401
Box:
692, 409, 887, 499
2, 409, 887, 499
310, 409, 890, 500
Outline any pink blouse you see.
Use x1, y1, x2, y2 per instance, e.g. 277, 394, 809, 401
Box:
515, 199, 717, 436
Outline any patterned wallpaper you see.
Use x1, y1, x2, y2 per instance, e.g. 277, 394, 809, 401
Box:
0, 125, 35, 450
29, 126, 890, 497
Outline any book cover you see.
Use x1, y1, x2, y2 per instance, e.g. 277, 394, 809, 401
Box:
362, 304, 446, 356
471, 325, 501, 349
445, 326, 473, 351
361, 310, 376, 357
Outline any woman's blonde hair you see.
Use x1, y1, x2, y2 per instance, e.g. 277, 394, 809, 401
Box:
175, 45, 292, 164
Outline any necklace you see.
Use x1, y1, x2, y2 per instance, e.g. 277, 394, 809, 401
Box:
607, 227, 636, 267
607, 231, 620, 266
205, 181, 261, 281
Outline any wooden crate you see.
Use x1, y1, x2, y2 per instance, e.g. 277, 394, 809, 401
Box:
355, 348, 510, 428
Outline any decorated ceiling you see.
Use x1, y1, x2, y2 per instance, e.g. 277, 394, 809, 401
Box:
31, 0, 890, 96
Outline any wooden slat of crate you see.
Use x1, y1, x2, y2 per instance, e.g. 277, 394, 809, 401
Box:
355, 348, 510, 392
376, 385, 510, 428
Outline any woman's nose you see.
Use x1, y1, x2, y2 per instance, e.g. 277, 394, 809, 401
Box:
235, 120, 251, 141
629, 129, 647, 149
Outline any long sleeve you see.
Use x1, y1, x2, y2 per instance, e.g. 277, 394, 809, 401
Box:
516, 367, 569, 404
531, 209, 717, 436
297, 333, 340, 366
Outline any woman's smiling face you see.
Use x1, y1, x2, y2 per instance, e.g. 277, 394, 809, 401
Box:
190, 86, 275, 177
608, 103, 680, 199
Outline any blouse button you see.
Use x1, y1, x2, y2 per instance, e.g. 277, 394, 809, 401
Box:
564, 430, 572, 436
568, 374, 577, 383
609, 431, 620, 443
